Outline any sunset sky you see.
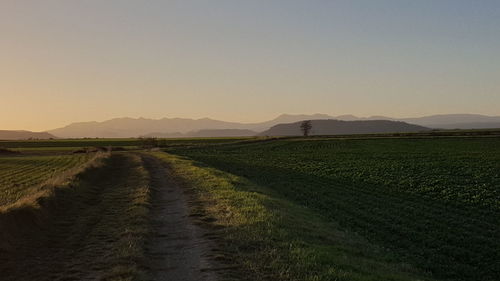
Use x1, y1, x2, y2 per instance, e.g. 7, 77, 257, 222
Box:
1, 0, 499, 131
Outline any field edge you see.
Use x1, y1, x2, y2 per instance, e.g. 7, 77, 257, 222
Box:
151, 151, 436, 281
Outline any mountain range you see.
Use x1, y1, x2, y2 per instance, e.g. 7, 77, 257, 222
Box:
1, 114, 499, 140
141, 129, 257, 138
47, 114, 334, 138
46, 113, 500, 138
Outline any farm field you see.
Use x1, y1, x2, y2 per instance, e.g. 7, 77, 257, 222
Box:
0, 153, 152, 280
0, 136, 257, 207
0, 152, 102, 207
0, 148, 225, 280
0, 138, 220, 208
0, 136, 498, 281
153, 151, 435, 281
0, 136, 254, 149
168, 137, 500, 281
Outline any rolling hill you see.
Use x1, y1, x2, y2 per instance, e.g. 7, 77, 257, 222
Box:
401, 114, 500, 129
259, 120, 430, 136
0, 130, 56, 140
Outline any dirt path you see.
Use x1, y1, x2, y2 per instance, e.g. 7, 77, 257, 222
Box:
141, 154, 219, 281
0, 153, 221, 280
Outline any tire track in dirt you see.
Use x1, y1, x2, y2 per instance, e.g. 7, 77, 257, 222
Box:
141, 154, 219, 281
0, 153, 222, 280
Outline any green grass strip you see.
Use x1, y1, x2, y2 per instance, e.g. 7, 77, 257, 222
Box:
151, 152, 434, 281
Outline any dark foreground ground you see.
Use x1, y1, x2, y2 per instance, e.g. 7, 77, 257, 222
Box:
166, 136, 500, 281
0, 153, 222, 281
0, 134, 499, 281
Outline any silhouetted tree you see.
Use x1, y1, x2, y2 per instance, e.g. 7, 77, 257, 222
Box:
300, 120, 312, 136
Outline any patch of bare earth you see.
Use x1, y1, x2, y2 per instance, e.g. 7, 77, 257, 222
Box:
141, 154, 219, 281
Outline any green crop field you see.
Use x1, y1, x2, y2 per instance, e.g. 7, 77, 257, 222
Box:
0, 137, 254, 149
0, 153, 99, 207
0, 153, 152, 280
167, 137, 500, 281
1, 136, 498, 281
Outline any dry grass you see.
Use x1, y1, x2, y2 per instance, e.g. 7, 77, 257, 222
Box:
0, 153, 152, 281
151, 151, 435, 281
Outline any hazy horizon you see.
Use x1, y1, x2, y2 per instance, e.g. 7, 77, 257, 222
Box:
2, 1, 499, 131
3, 111, 500, 133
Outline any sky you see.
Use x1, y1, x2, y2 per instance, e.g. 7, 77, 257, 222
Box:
1, 0, 499, 131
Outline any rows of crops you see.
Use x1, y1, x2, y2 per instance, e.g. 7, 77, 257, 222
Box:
0, 154, 96, 206
0, 139, 141, 148
0, 137, 253, 149
169, 137, 500, 281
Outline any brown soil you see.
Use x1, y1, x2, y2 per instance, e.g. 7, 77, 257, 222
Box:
141, 154, 219, 281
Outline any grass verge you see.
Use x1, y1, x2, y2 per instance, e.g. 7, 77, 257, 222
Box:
151, 152, 434, 281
